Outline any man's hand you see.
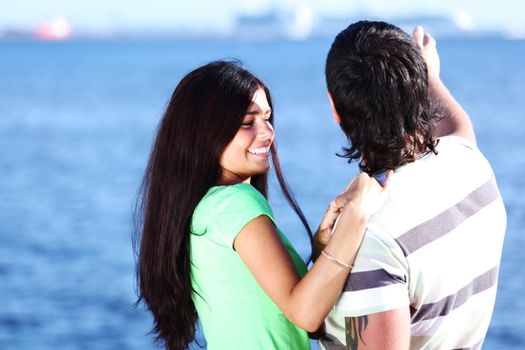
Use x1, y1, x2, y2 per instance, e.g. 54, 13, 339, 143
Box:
413, 25, 440, 81
412, 25, 476, 144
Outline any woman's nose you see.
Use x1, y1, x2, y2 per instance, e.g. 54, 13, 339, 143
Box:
257, 121, 274, 140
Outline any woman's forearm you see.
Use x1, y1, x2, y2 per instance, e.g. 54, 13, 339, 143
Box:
289, 209, 367, 330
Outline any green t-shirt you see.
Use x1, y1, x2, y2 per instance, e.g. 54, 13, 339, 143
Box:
190, 183, 310, 350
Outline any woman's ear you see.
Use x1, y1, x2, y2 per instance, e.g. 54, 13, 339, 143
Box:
327, 91, 341, 124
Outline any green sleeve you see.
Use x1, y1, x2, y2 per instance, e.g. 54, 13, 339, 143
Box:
211, 183, 275, 248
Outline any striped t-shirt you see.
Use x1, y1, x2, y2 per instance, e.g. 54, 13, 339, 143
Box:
321, 136, 507, 350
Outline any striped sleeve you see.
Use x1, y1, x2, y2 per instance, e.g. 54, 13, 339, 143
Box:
334, 224, 410, 316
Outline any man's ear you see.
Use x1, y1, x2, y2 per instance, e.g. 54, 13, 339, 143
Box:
328, 91, 341, 124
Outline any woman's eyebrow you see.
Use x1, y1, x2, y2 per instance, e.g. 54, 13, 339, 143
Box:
246, 108, 272, 115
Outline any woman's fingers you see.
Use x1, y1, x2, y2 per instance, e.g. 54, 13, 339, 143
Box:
321, 170, 393, 242
342, 171, 393, 219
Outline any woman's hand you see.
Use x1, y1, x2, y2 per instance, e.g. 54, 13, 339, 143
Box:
340, 170, 393, 221
315, 170, 393, 246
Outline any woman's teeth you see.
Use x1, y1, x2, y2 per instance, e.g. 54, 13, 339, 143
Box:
248, 147, 270, 155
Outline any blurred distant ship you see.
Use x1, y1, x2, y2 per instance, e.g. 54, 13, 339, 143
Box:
233, 7, 485, 40
233, 5, 314, 40
0, 18, 73, 40
33, 18, 73, 40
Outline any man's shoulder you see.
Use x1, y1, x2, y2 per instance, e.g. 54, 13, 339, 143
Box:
369, 139, 498, 239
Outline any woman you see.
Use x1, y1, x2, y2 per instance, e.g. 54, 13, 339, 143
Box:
133, 61, 390, 350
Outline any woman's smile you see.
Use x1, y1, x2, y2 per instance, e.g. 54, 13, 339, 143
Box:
219, 87, 275, 184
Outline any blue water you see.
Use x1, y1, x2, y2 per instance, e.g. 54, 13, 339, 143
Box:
0, 37, 524, 349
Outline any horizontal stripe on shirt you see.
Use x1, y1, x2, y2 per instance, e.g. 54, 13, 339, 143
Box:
411, 266, 498, 323
319, 334, 346, 350
396, 177, 500, 256
341, 178, 499, 293
343, 268, 406, 292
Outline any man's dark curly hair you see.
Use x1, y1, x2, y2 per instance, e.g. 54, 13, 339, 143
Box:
325, 20, 441, 175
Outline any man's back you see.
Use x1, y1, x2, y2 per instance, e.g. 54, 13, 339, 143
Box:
322, 136, 506, 349
321, 20, 507, 349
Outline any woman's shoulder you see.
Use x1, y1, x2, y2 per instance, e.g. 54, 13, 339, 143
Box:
191, 183, 273, 240
207, 183, 266, 204
195, 183, 270, 219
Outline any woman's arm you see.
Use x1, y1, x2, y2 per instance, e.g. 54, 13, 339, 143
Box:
233, 173, 390, 331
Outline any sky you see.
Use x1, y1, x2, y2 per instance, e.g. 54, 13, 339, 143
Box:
1, 0, 524, 34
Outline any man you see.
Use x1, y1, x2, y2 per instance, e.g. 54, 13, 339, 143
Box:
318, 21, 507, 349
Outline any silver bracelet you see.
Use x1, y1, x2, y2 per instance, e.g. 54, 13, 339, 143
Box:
321, 250, 354, 269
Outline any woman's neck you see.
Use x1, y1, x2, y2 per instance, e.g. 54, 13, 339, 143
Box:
217, 170, 251, 186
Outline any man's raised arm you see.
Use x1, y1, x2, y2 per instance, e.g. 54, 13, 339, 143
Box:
413, 26, 476, 145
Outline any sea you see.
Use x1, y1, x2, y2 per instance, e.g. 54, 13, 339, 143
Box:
0, 36, 524, 349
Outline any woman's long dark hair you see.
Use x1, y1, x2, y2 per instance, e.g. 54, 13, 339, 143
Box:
132, 61, 312, 350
